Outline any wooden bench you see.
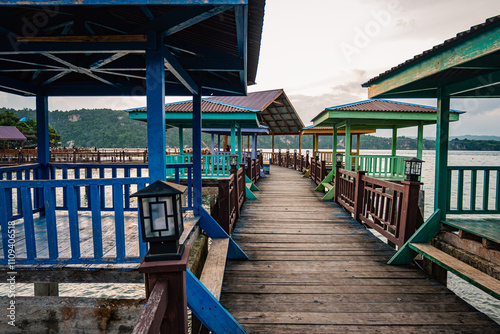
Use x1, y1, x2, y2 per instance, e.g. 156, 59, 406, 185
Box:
409, 243, 500, 299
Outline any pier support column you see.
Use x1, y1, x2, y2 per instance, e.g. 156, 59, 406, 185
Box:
146, 31, 166, 182
36, 94, 50, 213
179, 125, 184, 156
345, 121, 352, 170
251, 134, 257, 159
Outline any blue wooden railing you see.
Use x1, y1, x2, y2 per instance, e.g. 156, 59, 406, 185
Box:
0, 162, 194, 265
447, 166, 500, 214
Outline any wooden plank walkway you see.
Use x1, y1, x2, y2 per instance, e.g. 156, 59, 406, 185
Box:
220, 166, 500, 333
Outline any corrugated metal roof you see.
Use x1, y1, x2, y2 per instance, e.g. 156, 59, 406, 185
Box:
210, 89, 283, 110
132, 99, 258, 113
312, 99, 462, 123
363, 15, 500, 87
0, 126, 27, 140
210, 89, 305, 134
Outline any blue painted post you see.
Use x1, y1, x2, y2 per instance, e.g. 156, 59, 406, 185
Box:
146, 31, 167, 183
435, 88, 450, 219
36, 95, 49, 214
211, 133, 215, 155
192, 91, 203, 215
251, 134, 257, 159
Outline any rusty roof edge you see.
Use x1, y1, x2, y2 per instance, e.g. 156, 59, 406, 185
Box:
362, 15, 500, 87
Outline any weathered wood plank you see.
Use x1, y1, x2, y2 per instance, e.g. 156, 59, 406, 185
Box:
199, 238, 229, 300
220, 166, 499, 331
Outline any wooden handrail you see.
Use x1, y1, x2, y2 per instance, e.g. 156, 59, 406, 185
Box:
133, 280, 169, 334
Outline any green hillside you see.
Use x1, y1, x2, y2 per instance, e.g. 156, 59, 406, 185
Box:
4, 108, 500, 151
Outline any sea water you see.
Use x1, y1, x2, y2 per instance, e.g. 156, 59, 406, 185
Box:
1, 150, 499, 324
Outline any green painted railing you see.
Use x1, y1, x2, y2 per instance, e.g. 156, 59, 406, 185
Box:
447, 166, 500, 214
166, 154, 231, 177
351, 155, 410, 179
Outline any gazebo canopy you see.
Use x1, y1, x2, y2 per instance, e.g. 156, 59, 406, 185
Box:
312, 99, 462, 129
210, 88, 304, 134
128, 98, 261, 128
362, 16, 500, 99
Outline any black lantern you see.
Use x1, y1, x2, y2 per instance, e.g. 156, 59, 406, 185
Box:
278, 148, 281, 154
335, 153, 343, 166
404, 157, 424, 182
229, 154, 239, 169
306, 150, 309, 156
131, 180, 186, 261
286, 149, 290, 154
294, 149, 297, 154
315, 150, 320, 159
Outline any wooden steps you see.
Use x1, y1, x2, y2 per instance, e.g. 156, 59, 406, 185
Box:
199, 238, 230, 301
409, 243, 500, 300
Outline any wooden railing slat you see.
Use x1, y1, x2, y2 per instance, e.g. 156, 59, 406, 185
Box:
20, 186, 36, 260
43, 186, 59, 259
90, 184, 103, 259
132, 280, 168, 334
113, 183, 126, 260
67, 185, 81, 259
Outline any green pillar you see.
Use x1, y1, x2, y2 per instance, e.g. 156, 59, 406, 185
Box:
417, 122, 424, 159
345, 121, 351, 170
391, 127, 397, 156
230, 123, 236, 154
332, 126, 338, 157
435, 88, 450, 218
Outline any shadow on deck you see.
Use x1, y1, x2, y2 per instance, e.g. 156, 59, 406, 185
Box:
220, 166, 499, 333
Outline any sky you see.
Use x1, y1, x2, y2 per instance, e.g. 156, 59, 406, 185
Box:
1, 0, 500, 138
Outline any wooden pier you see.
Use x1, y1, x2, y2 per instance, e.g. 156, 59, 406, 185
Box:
220, 166, 499, 333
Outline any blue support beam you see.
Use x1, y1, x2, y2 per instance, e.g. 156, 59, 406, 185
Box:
164, 44, 198, 95
234, 5, 248, 93
186, 269, 246, 334
146, 31, 167, 182
192, 90, 202, 215
251, 134, 257, 159
0, 0, 247, 4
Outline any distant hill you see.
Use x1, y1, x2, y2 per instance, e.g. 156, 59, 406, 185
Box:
4, 108, 500, 151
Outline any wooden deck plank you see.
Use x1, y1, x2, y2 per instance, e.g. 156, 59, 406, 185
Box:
220, 166, 500, 333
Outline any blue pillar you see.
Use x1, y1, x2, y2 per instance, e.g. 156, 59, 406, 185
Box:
146, 31, 166, 182
192, 90, 203, 215
36, 95, 50, 179
211, 133, 215, 155
217, 134, 221, 153
251, 134, 257, 159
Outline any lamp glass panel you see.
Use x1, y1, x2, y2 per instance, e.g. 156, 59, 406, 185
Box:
159, 196, 174, 215
142, 198, 150, 217
150, 202, 167, 231
405, 161, 411, 174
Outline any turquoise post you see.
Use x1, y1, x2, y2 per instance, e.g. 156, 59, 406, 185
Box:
345, 121, 351, 170
417, 122, 424, 160
332, 125, 338, 162
435, 88, 450, 219
230, 123, 236, 154
146, 31, 166, 182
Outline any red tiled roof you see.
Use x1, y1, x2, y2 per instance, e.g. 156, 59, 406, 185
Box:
312, 99, 461, 122
132, 99, 257, 113
0, 126, 26, 140
363, 15, 500, 87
